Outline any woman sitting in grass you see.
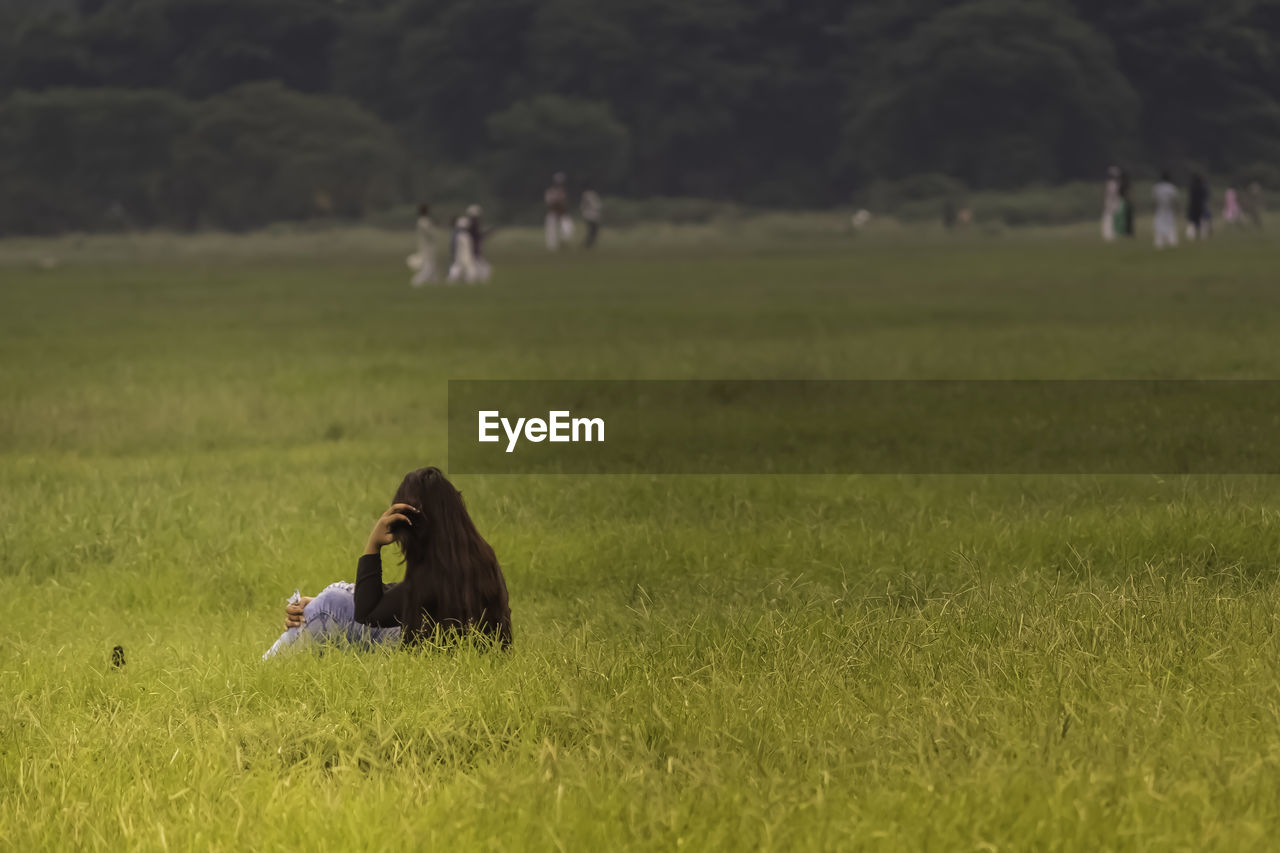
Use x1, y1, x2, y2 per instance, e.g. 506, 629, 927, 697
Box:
263, 467, 511, 658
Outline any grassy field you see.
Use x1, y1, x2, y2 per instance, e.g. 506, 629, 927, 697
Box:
3, 227, 1280, 850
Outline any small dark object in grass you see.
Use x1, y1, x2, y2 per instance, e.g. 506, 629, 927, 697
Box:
112, 645, 125, 668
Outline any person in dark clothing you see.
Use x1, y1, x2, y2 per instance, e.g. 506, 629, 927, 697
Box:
580, 182, 603, 248
1188, 174, 1211, 239
263, 467, 512, 657
1118, 168, 1135, 237
465, 204, 493, 281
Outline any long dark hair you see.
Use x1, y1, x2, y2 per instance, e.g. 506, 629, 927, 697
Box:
390, 467, 511, 648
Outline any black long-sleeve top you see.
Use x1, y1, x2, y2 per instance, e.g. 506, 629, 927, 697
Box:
353, 552, 405, 627
353, 551, 514, 648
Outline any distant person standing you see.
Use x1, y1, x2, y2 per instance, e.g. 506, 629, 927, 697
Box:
580, 182, 603, 249
409, 203, 437, 286
1187, 174, 1211, 239
466, 204, 491, 282
544, 172, 570, 251
448, 216, 478, 283
1118, 168, 1135, 236
1223, 187, 1242, 225
1153, 171, 1180, 249
1101, 166, 1121, 241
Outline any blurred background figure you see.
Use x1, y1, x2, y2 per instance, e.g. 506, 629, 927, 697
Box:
409, 203, 437, 287
1187, 174, 1211, 239
1242, 181, 1264, 228
448, 215, 477, 283
1222, 187, 1241, 225
580, 182, 603, 249
1153, 170, 1179, 249
544, 172, 569, 250
466, 204, 491, 281
104, 200, 133, 233
1101, 166, 1120, 241
1118, 168, 1135, 237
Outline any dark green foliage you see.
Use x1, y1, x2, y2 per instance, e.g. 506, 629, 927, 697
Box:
486, 95, 630, 199
843, 1, 1139, 187
1, 0, 1278, 231
0, 84, 406, 233
1071, 0, 1280, 169
0, 87, 191, 232
169, 82, 406, 230
3, 0, 340, 96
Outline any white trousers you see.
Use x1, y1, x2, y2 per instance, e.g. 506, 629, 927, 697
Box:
1153, 214, 1178, 249
410, 249, 436, 285
449, 257, 477, 283
449, 239, 478, 283
1101, 204, 1116, 242
545, 213, 574, 250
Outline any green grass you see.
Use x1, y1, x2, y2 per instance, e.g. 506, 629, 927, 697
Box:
3, 229, 1280, 850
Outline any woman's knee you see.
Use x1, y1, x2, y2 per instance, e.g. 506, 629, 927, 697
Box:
305, 585, 355, 622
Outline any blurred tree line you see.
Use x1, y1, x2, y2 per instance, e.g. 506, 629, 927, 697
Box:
1, 0, 1277, 232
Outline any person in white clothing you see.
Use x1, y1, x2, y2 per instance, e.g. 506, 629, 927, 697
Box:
409, 203, 437, 286
1152, 171, 1180, 249
448, 216, 478, 283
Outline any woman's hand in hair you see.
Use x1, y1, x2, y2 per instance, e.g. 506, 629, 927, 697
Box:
365, 503, 418, 555
284, 596, 313, 630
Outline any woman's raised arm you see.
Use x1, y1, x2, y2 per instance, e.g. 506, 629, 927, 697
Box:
353, 504, 416, 626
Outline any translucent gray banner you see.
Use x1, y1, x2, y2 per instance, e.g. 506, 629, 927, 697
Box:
447, 380, 1280, 474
